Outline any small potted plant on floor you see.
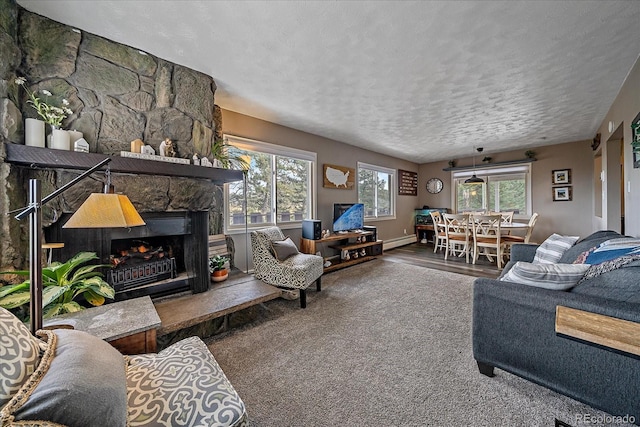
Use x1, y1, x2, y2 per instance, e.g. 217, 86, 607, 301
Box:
209, 255, 229, 282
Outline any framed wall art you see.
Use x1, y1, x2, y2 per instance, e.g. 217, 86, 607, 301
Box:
553, 186, 572, 202
552, 169, 571, 185
323, 164, 355, 189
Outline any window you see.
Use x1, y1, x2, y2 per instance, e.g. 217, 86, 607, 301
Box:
453, 165, 530, 215
357, 162, 395, 219
224, 135, 316, 232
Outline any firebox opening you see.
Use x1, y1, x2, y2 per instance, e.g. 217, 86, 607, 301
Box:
108, 235, 185, 293
110, 235, 185, 272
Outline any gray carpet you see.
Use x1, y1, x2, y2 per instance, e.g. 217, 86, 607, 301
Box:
207, 260, 625, 427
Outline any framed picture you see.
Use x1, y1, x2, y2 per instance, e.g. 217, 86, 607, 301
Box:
553, 186, 572, 202
552, 169, 571, 185
323, 164, 355, 189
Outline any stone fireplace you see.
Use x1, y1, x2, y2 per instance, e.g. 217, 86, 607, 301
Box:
3, 142, 242, 300
0, 3, 243, 279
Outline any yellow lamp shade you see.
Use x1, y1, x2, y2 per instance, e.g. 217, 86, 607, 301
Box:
63, 193, 146, 228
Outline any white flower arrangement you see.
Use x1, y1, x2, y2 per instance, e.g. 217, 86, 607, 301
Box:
15, 76, 73, 128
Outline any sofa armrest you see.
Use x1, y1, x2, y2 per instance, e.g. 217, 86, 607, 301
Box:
509, 243, 538, 263
472, 278, 640, 419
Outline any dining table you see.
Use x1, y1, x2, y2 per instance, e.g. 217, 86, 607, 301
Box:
500, 222, 529, 230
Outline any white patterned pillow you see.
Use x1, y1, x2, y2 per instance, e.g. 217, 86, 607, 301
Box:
533, 233, 579, 264
500, 261, 590, 290
0, 307, 42, 407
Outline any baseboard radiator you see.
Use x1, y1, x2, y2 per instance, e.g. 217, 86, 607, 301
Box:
383, 235, 416, 251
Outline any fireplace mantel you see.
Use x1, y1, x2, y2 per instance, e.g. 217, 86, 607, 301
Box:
3, 143, 244, 184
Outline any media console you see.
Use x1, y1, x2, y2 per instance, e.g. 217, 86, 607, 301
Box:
300, 231, 383, 273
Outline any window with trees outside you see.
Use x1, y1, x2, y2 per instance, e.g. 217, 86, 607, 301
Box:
453, 164, 531, 216
224, 135, 316, 232
358, 162, 395, 219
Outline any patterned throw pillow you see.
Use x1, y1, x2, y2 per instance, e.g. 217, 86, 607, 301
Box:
500, 261, 590, 290
271, 236, 300, 261
0, 307, 42, 407
584, 238, 640, 265
578, 254, 640, 284
533, 233, 579, 264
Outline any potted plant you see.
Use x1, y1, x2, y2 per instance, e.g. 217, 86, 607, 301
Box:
209, 255, 229, 282
211, 137, 250, 169
0, 252, 114, 321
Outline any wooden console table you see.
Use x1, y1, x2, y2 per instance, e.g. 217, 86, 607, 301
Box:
555, 306, 640, 357
45, 296, 161, 355
415, 224, 434, 243
300, 231, 383, 273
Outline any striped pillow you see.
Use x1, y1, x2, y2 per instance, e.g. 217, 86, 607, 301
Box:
533, 233, 579, 264
500, 261, 590, 290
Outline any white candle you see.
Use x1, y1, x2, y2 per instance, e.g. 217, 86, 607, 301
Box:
25, 118, 45, 147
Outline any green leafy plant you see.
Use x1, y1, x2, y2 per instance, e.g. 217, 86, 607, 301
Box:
211, 138, 250, 170
209, 255, 228, 273
0, 252, 115, 319
15, 76, 73, 127
525, 150, 536, 159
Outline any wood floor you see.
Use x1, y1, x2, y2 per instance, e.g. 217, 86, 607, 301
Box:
384, 242, 501, 279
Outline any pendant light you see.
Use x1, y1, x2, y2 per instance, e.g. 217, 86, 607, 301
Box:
465, 147, 485, 184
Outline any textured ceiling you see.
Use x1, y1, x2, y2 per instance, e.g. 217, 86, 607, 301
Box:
17, 1, 640, 163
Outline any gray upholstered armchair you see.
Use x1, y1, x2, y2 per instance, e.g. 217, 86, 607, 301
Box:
251, 226, 323, 308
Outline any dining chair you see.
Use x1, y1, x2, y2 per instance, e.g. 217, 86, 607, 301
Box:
429, 211, 448, 253
502, 212, 539, 245
501, 213, 539, 262
499, 211, 514, 224
471, 214, 506, 269
443, 213, 471, 263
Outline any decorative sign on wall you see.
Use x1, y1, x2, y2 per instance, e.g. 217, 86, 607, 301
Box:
398, 169, 418, 196
632, 111, 640, 169
323, 164, 355, 189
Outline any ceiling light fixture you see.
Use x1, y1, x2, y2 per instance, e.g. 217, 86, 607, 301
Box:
465, 147, 485, 184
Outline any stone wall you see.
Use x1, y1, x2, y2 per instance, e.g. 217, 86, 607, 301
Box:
0, 0, 225, 272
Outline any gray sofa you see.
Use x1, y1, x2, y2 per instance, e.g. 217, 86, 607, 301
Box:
473, 230, 640, 422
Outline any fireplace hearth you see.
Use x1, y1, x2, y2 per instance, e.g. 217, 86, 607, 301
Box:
45, 211, 209, 301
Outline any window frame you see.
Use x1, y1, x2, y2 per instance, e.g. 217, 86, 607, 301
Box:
357, 161, 396, 221
452, 164, 532, 217
223, 134, 317, 234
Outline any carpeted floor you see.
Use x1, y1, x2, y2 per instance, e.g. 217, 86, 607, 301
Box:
207, 260, 627, 427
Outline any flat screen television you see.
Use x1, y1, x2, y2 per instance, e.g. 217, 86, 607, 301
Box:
333, 203, 364, 232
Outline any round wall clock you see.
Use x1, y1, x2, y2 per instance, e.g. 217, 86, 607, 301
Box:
426, 178, 443, 194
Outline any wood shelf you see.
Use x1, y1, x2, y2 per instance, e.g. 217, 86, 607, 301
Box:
323, 255, 377, 273
4, 142, 244, 184
329, 241, 377, 251
300, 231, 382, 273
443, 158, 536, 171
